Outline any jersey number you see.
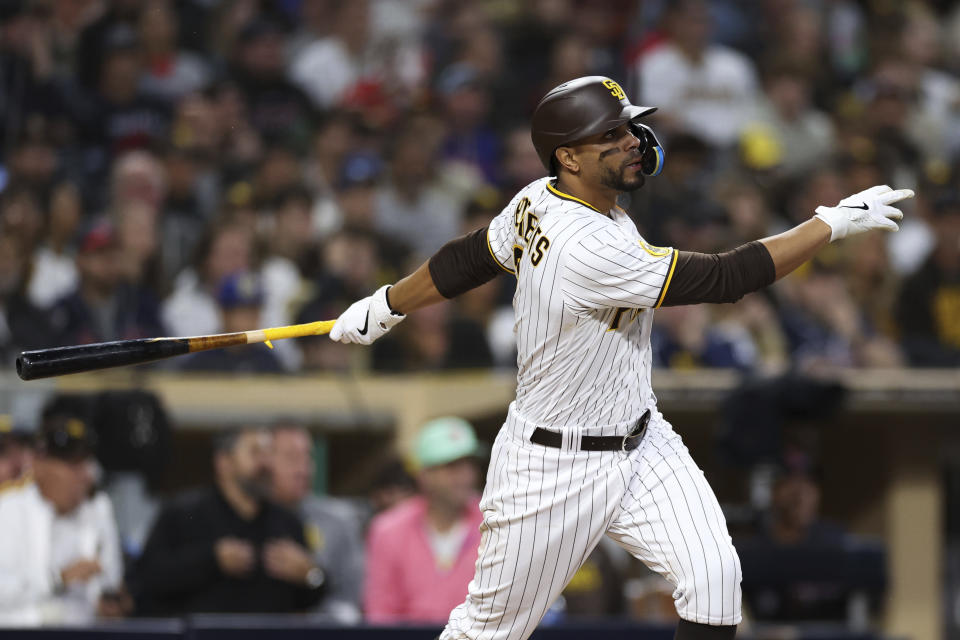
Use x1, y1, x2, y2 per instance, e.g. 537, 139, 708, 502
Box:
608, 306, 643, 331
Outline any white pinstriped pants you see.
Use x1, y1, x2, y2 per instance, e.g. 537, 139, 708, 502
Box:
441, 407, 742, 640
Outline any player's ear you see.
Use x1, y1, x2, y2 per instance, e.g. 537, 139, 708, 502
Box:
555, 147, 580, 174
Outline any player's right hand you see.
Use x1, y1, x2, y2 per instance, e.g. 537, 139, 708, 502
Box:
60, 558, 101, 585
214, 537, 255, 577
329, 285, 406, 345
813, 184, 914, 242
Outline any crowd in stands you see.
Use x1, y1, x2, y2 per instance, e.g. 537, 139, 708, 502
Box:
0, 397, 879, 631
1, 0, 959, 375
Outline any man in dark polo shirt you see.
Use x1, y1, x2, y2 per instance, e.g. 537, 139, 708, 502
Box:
132, 427, 324, 615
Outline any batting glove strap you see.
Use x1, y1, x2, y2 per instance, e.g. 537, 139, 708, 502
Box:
329, 285, 406, 345
813, 184, 914, 242
370, 285, 405, 330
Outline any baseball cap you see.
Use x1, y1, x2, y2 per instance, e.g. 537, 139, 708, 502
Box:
0, 414, 12, 451
238, 19, 284, 45
79, 220, 117, 254
216, 271, 264, 309
413, 417, 479, 469
338, 152, 382, 189
37, 414, 96, 461
436, 63, 482, 96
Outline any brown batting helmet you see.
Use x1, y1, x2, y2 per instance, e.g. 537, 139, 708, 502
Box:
531, 76, 662, 176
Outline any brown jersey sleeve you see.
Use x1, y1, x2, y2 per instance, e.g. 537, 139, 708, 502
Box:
660, 241, 776, 306
428, 226, 503, 298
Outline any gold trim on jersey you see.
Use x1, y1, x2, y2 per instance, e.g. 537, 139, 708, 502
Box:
638, 239, 672, 257
0, 472, 33, 495
654, 249, 679, 308
546, 182, 602, 213
486, 227, 515, 274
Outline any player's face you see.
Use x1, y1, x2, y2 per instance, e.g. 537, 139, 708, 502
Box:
580, 123, 646, 193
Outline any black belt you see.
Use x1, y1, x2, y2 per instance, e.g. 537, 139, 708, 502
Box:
529, 410, 650, 452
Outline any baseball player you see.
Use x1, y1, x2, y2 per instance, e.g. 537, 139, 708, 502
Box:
329, 76, 913, 640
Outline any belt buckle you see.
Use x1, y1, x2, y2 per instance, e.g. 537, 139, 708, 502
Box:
621, 410, 650, 452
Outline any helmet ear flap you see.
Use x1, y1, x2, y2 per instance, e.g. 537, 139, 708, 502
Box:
630, 122, 665, 177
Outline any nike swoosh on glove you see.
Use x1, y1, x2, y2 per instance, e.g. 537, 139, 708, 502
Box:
329, 285, 406, 345
813, 184, 915, 242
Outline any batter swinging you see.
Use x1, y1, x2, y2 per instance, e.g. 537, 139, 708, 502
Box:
329, 76, 913, 640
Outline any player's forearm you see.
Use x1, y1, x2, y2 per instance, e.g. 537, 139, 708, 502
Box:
386, 262, 446, 315
758, 218, 832, 281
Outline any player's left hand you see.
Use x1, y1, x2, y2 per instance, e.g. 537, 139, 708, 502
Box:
329, 285, 405, 345
263, 539, 316, 585
813, 184, 914, 242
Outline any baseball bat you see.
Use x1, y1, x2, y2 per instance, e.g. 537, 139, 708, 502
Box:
15, 320, 336, 381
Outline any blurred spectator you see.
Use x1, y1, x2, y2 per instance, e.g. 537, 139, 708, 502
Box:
897, 191, 960, 366
132, 427, 324, 614
0, 183, 45, 252
741, 59, 835, 180
110, 150, 167, 213
329, 153, 410, 277
137, 0, 210, 104
48, 220, 165, 347
561, 539, 628, 618
26, 181, 82, 310
306, 111, 362, 234
895, 3, 960, 160
364, 417, 483, 624
437, 63, 499, 184
162, 222, 255, 337
289, 0, 373, 109
0, 4, 62, 150
501, 124, 547, 193
652, 305, 756, 370
775, 260, 901, 370
374, 114, 468, 259
0, 414, 33, 485
0, 0, 957, 376
711, 294, 790, 375
455, 191, 516, 367
73, 25, 170, 196
231, 19, 313, 139
253, 140, 304, 210
0, 411, 127, 626
260, 187, 318, 370
270, 424, 364, 623
839, 232, 902, 345
366, 458, 416, 516
634, 133, 720, 245
634, 0, 759, 147
74, 0, 142, 90
846, 59, 925, 184
0, 233, 51, 362
115, 200, 163, 293
5, 133, 60, 196
159, 145, 211, 283
738, 463, 884, 624
181, 271, 282, 373
372, 301, 494, 372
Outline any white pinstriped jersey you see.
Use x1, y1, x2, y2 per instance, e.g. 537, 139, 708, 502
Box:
486, 177, 678, 433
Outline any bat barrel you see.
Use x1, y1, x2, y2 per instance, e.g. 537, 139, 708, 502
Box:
16, 338, 190, 381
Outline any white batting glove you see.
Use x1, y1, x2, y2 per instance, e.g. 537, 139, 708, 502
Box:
329, 285, 405, 345
813, 185, 914, 242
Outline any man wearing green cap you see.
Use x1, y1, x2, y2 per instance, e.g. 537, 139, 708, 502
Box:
364, 417, 483, 624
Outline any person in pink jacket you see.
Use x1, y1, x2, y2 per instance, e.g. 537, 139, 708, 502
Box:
364, 417, 483, 624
